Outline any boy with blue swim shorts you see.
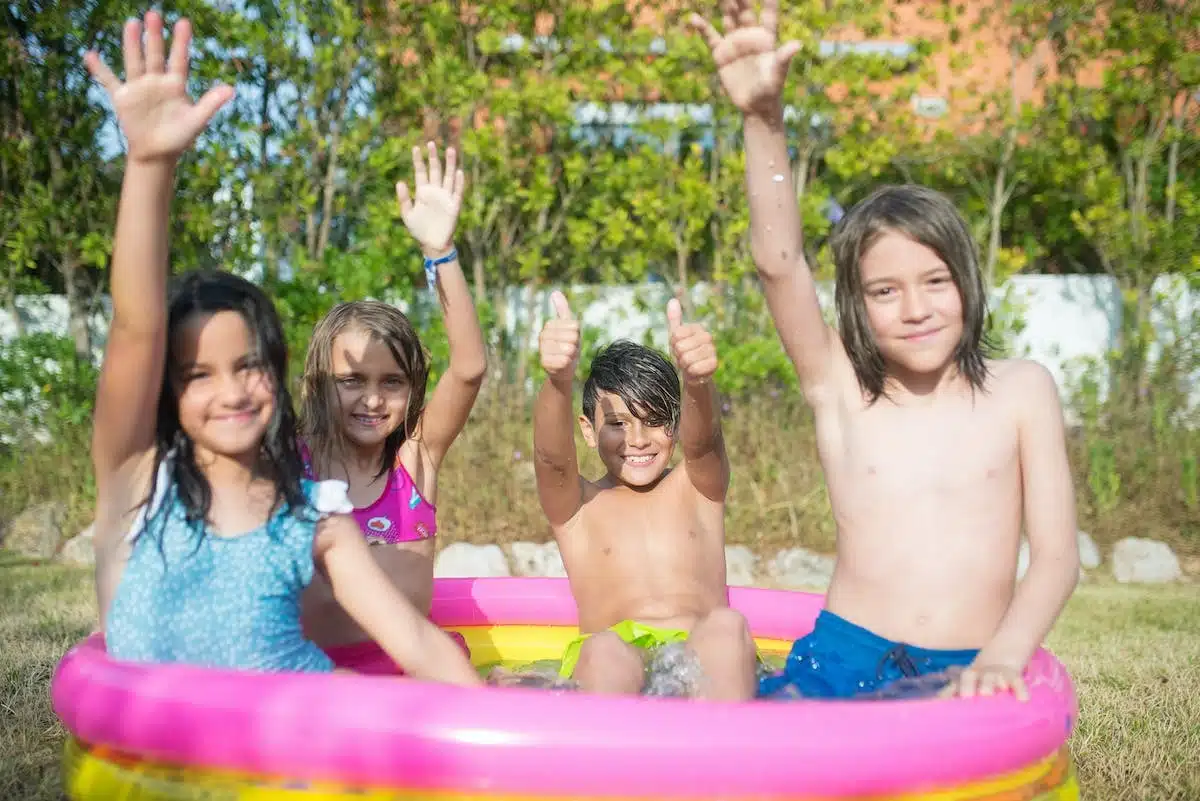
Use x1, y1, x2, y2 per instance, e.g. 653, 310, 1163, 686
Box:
693, 0, 1081, 702
532, 292, 759, 701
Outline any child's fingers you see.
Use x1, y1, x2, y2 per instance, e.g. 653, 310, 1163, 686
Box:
688, 14, 722, 51
735, 0, 757, 28
1012, 674, 1030, 702
551, 290, 573, 321
411, 145, 428, 187
426, 141, 442, 187
776, 41, 801, 73
453, 168, 466, 202
123, 18, 145, 80
168, 17, 192, 79
143, 10, 166, 73
395, 181, 413, 215
761, 0, 779, 34
666, 297, 683, 332
84, 52, 120, 93
720, 0, 739, 33
186, 84, 235, 130
956, 668, 979, 698
443, 146, 457, 190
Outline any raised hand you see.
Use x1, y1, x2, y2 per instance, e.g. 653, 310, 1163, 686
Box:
667, 298, 718, 385
396, 142, 466, 257
84, 11, 234, 164
539, 291, 581, 388
689, 0, 801, 116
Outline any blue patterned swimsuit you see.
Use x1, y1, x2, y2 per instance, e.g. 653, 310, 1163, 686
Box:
105, 456, 353, 673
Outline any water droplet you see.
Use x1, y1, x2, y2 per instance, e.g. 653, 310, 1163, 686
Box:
772, 173, 785, 183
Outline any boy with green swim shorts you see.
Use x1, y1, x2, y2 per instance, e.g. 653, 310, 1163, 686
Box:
532, 291, 759, 701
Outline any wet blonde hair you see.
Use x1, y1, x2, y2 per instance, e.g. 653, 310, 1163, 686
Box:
300, 301, 429, 479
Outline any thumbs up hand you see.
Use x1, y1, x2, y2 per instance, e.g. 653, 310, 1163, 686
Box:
667, 298, 718, 385
539, 290, 581, 387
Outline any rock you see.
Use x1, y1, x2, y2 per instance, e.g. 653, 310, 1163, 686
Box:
1077, 531, 1101, 570
507, 541, 566, 577
724, 545, 758, 587
434, 542, 512, 578
1111, 537, 1182, 584
1016, 537, 1090, 582
58, 524, 95, 566
767, 547, 834, 590
1, 501, 66, 559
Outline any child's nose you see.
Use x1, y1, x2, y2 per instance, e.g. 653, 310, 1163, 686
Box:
901, 288, 932, 322
628, 423, 650, 446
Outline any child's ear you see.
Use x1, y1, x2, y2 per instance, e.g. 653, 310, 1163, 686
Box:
578, 415, 598, 448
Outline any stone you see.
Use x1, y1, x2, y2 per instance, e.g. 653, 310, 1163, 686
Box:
1, 501, 66, 560
1077, 531, 1101, 570
57, 524, 95, 566
1017, 534, 1094, 577
433, 542, 512, 578
1111, 537, 1182, 584
724, 545, 758, 587
507, 541, 566, 577
767, 547, 834, 590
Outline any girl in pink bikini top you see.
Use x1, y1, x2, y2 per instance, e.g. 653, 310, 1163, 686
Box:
298, 442, 437, 545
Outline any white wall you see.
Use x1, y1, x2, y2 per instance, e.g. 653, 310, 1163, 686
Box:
4, 274, 1197, 417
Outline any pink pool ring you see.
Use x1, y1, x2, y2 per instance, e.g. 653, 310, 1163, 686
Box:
52, 577, 1080, 800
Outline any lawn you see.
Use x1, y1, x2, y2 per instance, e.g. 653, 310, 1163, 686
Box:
1, 554, 1196, 800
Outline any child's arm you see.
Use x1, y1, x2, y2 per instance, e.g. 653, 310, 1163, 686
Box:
691, 3, 837, 400
953, 363, 1080, 701
666, 299, 729, 502
315, 513, 482, 687
533, 291, 584, 527
399, 143, 487, 472
84, 13, 233, 613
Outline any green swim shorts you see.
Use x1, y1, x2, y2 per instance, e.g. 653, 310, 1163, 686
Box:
558, 619, 690, 678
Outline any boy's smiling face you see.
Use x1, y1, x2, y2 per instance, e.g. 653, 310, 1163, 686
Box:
579, 391, 676, 489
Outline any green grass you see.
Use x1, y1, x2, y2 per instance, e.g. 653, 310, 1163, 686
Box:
1, 553, 1197, 800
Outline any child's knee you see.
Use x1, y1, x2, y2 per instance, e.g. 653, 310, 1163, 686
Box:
694, 607, 753, 648
576, 632, 642, 675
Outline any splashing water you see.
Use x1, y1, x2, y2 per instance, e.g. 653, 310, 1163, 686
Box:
486, 662, 579, 692
853, 671, 957, 701
643, 642, 704, 698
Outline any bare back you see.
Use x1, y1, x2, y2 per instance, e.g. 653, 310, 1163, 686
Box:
817, 353, 1038, 649
555, 467, 728, 634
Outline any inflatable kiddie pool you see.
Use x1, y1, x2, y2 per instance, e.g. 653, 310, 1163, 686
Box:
52, 577, 1079, 800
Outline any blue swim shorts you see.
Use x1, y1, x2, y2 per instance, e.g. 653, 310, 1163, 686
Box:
758, 610, 978, 700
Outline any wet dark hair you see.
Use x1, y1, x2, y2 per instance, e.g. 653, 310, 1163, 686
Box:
582, 339, 681, 432
299, 301, 429, 481
829, 184, 994, 402
143, 270, 310, 544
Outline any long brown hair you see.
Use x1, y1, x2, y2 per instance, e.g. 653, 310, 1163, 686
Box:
300, 301, 429, 479
830, 184, 994, 402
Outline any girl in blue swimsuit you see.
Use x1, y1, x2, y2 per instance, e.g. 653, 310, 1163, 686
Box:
85, 10, 480, 687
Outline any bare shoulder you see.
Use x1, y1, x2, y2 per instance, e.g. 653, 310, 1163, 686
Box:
987, 359, 1065, 419
988, 358, 1060, 393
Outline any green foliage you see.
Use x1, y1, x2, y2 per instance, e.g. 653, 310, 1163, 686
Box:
0, 334, 98, 448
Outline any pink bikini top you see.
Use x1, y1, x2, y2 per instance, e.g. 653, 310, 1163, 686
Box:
298, 441, 438, 545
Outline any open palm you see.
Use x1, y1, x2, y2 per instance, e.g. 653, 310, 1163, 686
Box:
690, 0, 801, 115
397, 142, 465, 255
84, 11, 233, 164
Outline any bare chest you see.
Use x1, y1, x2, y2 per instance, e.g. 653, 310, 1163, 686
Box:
561, 482, 721, 576
829, 394, 1019, 497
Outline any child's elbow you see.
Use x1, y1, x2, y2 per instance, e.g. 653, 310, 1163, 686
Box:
452, 354, 488, 386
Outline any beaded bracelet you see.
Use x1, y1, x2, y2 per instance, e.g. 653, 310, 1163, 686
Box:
423, 248, 458, 290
